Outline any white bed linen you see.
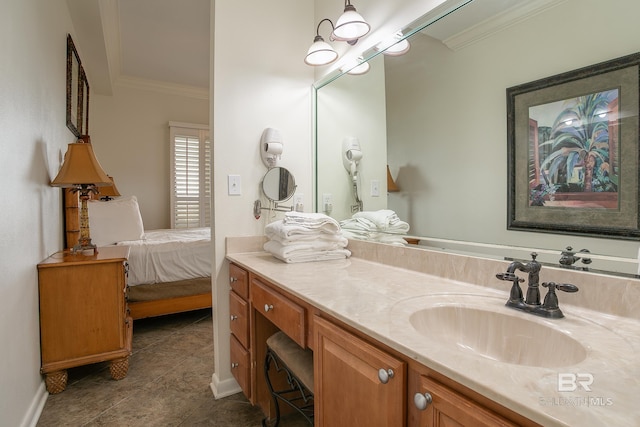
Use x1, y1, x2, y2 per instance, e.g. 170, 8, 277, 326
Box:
116, 227, 211, 286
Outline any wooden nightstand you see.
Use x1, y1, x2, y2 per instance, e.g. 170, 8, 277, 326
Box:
37, 246, 133, 394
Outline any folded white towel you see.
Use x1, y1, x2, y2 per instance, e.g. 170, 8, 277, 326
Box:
352, 210, 398, 229
340, 214, 409, 234
341, 229, 408, 246
266, 231, 348, 246
264, 240, 351, 263
265, 219, 341, 240
283, 211, 340, 227
264, 239, 347, 255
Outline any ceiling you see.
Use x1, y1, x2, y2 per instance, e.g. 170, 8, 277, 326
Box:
66, 0, 549, 98
67, 0, 210, 97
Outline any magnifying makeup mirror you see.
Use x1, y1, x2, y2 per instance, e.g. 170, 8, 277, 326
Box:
253, 167, 297, 218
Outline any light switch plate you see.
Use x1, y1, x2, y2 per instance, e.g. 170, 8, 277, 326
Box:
371, 180, 380, 197
228, 175, 241, 195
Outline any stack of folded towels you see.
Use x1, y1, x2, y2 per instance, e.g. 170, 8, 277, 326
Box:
264, 212, 351, 263
340, 209, 410, 246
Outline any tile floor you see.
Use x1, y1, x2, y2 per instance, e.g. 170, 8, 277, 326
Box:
36, 309, 308, 426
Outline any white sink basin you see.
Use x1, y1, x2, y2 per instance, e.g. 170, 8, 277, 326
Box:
409, 304, 587, 368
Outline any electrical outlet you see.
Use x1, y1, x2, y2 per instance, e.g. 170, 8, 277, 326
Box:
322, 193, 333, 214
293, 194, 304, 212
371, 180, 380, 197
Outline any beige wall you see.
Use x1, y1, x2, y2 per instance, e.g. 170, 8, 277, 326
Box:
91, 86, 209, 230
316, 55, 389, 221
0, 0, 75, 425
210, 0, 315, 397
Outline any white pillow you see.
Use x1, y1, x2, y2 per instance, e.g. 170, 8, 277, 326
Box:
88, 195, 145, 246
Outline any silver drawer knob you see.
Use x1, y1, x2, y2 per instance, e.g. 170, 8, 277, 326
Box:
378, 368, 394, 384
414, 392, 433, 410
229, 276, 238, 283
264, 304, 274, 312
231, 362, 238, 369
230, 315, 238, 321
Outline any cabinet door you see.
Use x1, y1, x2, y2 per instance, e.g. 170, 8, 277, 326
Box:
229, 263, 249, 299
230, 334, 251, 400
411, 375, 518, 427
229, 290, 249, 348
314, 316, 405, 427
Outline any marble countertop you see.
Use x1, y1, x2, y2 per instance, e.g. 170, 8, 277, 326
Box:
226, 249, 640, 427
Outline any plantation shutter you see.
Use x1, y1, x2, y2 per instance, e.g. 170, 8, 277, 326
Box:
169, 122, 211, 228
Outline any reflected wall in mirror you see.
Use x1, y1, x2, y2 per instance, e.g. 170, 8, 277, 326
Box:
66, 34, 89, 137
262, 167, 296, 202
315, 0, 640, 275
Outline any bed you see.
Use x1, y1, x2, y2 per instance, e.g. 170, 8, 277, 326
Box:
63, 190, 212, 320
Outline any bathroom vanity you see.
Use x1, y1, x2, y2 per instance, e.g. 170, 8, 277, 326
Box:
226, 237, 640, 426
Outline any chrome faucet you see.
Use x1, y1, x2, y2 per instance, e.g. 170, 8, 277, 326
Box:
496, 253, 578, 318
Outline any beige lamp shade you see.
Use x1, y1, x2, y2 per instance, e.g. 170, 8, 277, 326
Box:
98, 176, 121, 198
51, 142, 111, 187
387, 165, 399, 192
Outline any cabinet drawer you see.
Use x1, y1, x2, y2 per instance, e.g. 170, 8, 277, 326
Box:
230, 335, 251, 400
229, 291, 249, 348
229, 263, 249, 299
251, 278, 306, 347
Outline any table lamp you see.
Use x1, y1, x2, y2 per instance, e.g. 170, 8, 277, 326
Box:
51, 138, 111, 254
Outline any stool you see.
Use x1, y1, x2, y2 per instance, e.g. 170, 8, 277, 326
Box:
262, 331, 314, 427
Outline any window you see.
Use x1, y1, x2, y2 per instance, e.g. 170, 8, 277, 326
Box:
169, 122, 211, 228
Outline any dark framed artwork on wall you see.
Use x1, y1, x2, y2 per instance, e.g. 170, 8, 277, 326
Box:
507, 52, 640, 240
66, 34, 89, 138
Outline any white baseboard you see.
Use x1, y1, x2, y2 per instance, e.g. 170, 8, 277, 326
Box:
209, 373, 241, 399
20, 381, 48, 427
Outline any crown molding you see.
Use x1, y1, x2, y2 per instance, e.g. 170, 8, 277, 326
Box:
443, 0, 569, 51
99, 0, 208, 100
114, 75, 209, 100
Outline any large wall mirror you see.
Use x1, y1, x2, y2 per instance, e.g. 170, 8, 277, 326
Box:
314, 0, 640, 276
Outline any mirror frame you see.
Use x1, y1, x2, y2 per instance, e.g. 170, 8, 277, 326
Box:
66, 34, 89, 137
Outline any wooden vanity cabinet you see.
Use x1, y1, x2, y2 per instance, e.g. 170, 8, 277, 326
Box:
407, 365, 539, 427
314, 315, 405, 427
227, 262, 539, 427
228, 263, 251, 400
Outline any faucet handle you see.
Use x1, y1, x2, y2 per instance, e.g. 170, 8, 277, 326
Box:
495, 272, 524, 282
539, 282, 578, 318
543, 282, 579, 293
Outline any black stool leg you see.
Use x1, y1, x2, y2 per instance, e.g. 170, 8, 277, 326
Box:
262, 348, 314, 426
262, 349, 281, 427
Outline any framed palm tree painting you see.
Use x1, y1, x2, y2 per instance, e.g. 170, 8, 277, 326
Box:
507, 52, 640, 240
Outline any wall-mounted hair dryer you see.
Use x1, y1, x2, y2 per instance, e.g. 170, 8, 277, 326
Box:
342, 137, 363, 212
260, 127, 284, 168
342, 137, 363, 177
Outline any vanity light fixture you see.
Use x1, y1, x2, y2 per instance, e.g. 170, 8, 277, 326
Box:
305, 19, 339, 66
332, 0, 370, 45
342, 56, 370, 75
376, 31, 411, 56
